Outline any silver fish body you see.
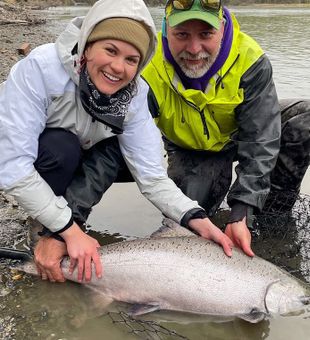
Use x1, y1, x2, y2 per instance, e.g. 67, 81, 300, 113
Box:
57, 236, 309, 323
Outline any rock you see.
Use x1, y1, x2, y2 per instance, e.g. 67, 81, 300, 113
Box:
17, 42, 31, 55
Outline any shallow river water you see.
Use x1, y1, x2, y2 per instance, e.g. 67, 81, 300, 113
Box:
1, 5, 310, 340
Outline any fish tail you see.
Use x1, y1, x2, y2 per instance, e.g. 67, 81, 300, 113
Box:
0, 247, 33, 261
0, 247, 38, 276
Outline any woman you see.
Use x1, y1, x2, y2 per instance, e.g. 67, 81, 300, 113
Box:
0, 0, 233, 283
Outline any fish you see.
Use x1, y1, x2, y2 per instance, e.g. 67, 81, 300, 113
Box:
1, 218, 310, 323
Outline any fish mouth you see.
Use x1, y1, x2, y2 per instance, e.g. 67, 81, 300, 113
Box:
264, 279, 309, 316
299, 296, 310, 305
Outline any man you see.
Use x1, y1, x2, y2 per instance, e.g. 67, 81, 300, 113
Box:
142, 0, 310, 256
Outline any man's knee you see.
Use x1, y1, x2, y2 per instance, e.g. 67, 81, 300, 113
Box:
269, 99, 310, 201
279, 99, 310, 149
280, 99, 310, 124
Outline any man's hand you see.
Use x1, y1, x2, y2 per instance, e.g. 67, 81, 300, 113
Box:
188, 218, 233, 257
225, 217, 255, 257
34, 236, 68, 282
60, 222, 102, 283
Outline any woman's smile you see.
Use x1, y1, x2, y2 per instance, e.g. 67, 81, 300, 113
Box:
85, 39, 140, 95
102, 71, 121, 82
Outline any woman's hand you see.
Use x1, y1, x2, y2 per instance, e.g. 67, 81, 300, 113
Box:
60, 222, 102, 282
188, 218, 234, 257
34, 236, 68, 282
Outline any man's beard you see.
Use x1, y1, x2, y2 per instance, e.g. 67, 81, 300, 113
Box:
176, 49, 220, 78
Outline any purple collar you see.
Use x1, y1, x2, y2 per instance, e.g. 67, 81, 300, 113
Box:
162, 7, 233, 91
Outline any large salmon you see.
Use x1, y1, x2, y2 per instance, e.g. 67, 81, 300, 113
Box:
1, 219, 309, 323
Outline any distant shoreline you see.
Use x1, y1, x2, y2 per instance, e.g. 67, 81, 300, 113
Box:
151, 4, 310, 8
148, 3, 310, 8
229, 3, 310, 7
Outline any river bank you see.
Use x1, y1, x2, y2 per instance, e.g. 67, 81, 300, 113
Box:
0, 1, 60, 82
0, 8, 61, 338
0, 1, 58, 241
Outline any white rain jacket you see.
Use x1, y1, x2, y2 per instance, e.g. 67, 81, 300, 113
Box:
0, 0, 201, 232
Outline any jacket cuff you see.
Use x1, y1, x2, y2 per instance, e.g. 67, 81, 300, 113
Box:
227, 202, 248, 223
38, 215, 75, 242
227, 202, 254, 228
56, 216, 74, 234
180, 208, 208, 228
38, 226, 65, 242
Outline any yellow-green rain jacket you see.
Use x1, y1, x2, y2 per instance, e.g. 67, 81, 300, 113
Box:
142, 13, 281, 210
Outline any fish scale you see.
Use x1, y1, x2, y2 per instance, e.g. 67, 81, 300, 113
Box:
58, 236, 310, 322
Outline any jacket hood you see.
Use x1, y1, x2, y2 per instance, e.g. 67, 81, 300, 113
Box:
55, 0, 157, 85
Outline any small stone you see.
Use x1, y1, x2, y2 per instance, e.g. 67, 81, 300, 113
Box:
17, 42, 31, 56
12, 273, 23, 281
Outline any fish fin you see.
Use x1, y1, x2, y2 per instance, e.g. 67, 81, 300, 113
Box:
128, 303, 160, 316
150, 218, 197, 238
238, 308, 267, 323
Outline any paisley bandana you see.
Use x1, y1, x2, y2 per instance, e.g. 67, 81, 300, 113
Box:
79, 65, 137, 134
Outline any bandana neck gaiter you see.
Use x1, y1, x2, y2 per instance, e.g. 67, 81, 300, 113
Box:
79, 65, 137, 134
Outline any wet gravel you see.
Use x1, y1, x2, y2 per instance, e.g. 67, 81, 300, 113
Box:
0, 193, 29, 340
0, 0, 64, 245
0, 3, 63, 338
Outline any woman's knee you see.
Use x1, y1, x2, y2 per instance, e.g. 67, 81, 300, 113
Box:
34, 128, 81, 195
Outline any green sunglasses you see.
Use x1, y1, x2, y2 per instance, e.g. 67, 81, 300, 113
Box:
166, 0, 222, 11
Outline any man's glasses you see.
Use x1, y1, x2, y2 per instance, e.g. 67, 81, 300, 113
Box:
166, 0, 221, 11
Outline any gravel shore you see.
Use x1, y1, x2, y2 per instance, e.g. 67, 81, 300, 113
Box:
0, 0, 66, 244
0, 6, 61, 337
0, 0, 63, 82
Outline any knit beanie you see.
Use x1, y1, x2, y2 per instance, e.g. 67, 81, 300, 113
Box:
87, 18, 151, 65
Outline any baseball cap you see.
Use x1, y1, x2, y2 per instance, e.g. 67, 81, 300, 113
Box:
165, 0, 223, 29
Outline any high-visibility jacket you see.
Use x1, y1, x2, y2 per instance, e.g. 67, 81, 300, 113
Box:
142, 13, 281, 210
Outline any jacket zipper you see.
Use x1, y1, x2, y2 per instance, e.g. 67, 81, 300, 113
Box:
163, 54, 240, 139
184, 99, 209, 138
215, 54, 240, 89
165, 67, 210, 138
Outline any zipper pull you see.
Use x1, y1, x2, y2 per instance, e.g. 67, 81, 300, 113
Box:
204, 125, 210, 138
